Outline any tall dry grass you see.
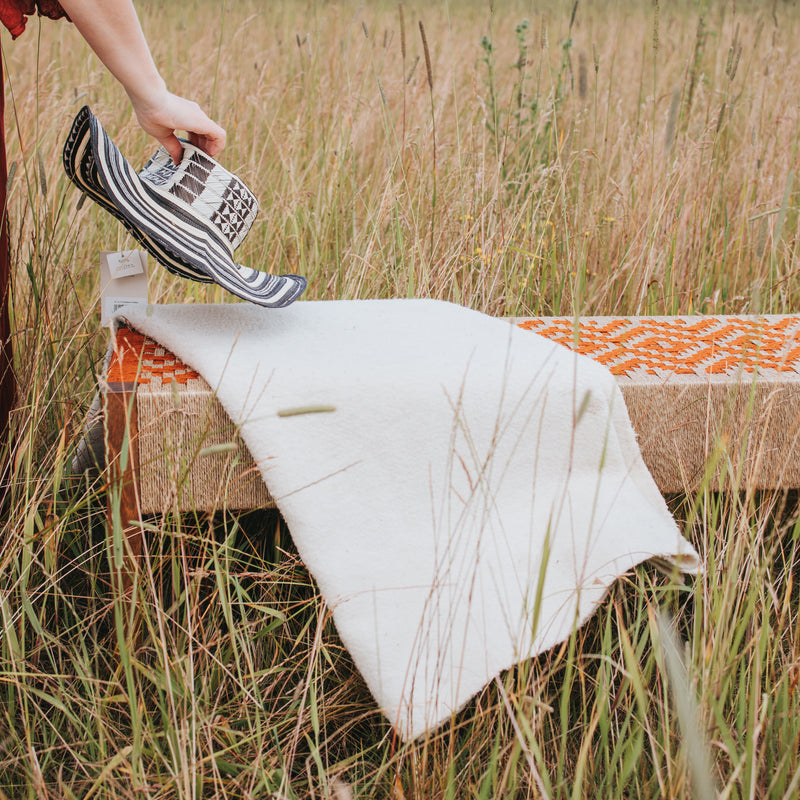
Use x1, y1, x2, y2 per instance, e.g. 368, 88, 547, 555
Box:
2, 0, 800, 797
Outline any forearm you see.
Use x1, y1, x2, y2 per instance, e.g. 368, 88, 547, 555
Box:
57, 0, 225, 159
58, 0, 166, 108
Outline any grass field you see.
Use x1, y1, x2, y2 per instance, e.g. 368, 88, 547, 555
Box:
3, 0, 800, 796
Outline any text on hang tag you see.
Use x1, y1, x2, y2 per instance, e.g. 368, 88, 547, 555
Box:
106, 249, 145, 279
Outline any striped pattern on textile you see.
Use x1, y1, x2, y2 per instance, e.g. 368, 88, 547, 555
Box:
63, 106, 307, 309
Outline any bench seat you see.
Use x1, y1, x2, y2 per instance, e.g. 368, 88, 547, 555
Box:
103, 314, 800, 546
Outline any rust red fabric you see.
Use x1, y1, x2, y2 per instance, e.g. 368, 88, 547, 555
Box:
0, 47, 12, 445
0, 2, 69, 444
0, 0, 67, 39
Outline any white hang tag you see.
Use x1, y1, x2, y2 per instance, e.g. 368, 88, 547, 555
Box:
100, 250, 149, 327
106, 249, 144, 279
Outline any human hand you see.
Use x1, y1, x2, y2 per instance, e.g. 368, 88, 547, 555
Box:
57, 1, 227, 162
132, 89, 226, 164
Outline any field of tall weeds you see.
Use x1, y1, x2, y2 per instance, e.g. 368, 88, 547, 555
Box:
2, 0, 800, 797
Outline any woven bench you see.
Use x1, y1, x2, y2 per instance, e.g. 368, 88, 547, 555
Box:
103, 315, 800, 564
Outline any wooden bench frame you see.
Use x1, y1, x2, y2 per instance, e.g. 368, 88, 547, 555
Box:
103, 314, 800, 578
104, 380, 142, 588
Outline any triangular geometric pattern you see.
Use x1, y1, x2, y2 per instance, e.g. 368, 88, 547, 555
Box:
63, 105, 307, 308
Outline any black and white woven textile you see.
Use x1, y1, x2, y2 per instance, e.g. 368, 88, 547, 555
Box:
63, 106, 306, 308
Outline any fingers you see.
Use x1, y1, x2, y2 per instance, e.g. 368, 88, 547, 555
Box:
188, 128, 226, 158
159, 133, 184, 165
161, 125, 225, 164
134, 91, 226, 160
169, 98, 226, 157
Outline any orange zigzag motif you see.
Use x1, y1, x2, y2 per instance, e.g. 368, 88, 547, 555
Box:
109, 316, 800, 386
517, 316, 800, 377
107, 327, 201, 385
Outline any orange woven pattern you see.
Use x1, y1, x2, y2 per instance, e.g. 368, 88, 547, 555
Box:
109, 317, 800, 386
107, 327, 201, 385
518, 316, 800, 376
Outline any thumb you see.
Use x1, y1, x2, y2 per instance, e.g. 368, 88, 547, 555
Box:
159, 133, 184, 165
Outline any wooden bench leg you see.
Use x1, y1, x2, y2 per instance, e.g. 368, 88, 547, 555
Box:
104, 380, 142, 592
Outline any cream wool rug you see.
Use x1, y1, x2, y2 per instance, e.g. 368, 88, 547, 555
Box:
119, 299, 699, 740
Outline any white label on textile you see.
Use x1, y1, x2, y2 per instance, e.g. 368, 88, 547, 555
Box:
99, 250, 149, 327
101, 296, 147, 326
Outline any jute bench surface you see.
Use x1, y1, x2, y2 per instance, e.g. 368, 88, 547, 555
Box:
518, 315, 800, 491
105, 327, 272, 517
104, 314, 800, 537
